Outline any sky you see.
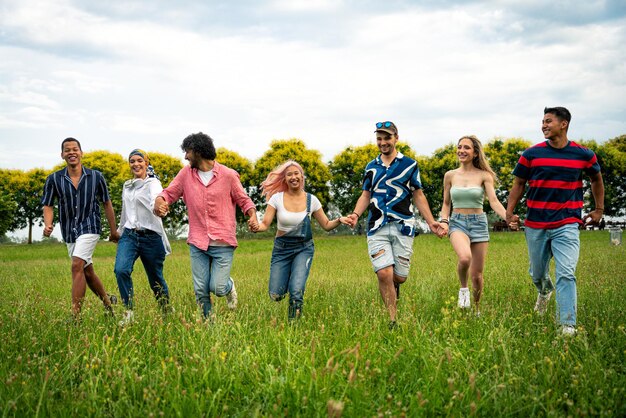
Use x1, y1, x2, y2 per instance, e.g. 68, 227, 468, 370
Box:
1, 0, 626, 172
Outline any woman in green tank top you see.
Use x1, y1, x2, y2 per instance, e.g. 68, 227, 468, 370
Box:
438, 135, 511, 315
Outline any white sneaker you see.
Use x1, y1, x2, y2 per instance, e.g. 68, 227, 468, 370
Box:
226, 280, 238, 310
561, 325, 577, 337
534, 291, 553, 315
118, 310, 134, 327
458, 288, 470, 309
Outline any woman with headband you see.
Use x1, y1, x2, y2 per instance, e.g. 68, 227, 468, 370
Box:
114, 149, 172, 326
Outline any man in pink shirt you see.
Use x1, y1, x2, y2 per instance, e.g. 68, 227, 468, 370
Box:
154, 132, 258, 319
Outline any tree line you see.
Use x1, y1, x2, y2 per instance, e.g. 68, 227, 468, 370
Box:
1, 135, 625, 244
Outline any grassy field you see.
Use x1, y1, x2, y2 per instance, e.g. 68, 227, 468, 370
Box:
0, 231, 625, 417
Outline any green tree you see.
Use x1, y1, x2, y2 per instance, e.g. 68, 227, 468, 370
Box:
1, 168, 50, 244
250, 139, 331, 210
0, 174, 17, 237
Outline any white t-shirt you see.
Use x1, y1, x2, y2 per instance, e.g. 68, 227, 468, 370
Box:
198, 169, 214, 186
268, 192, 322, 233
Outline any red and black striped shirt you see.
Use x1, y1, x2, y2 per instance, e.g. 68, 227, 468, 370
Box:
512, 141, 600, 229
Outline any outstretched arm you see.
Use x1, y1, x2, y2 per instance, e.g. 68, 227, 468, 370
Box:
256, 205, 276, 233
312, 208, 349, 231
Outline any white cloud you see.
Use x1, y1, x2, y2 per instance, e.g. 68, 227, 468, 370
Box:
0, 0, 624, 171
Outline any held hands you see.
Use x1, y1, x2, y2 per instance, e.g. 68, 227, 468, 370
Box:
346, 213, 359, 228
108, 230, 120, 243
248, 216, 259, 233
435, 222, 448, 238
153, 197, 169, 218
506, 213, 520, 231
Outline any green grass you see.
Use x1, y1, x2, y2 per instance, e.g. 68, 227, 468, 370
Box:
0, 232, 625, 417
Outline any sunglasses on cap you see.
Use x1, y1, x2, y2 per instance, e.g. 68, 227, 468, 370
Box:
376, 121, 393, 129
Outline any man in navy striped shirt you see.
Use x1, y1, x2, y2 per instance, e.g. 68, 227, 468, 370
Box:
42, 138, 120, 319
506, 107, 604, 336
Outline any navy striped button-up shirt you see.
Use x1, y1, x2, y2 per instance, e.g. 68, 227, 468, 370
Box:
41, 166, 111, 243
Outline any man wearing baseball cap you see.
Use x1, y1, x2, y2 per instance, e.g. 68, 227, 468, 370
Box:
347, 121, 442, 329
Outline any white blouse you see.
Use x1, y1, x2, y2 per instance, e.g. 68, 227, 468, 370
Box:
118, 177, 171, 255
268, 192, 322, 233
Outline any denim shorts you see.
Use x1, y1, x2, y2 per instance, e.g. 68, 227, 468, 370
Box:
367, 223, 414, 278
448, 213, 489, 243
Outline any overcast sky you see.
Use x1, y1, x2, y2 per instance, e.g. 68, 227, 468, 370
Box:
1, 0, 625, 171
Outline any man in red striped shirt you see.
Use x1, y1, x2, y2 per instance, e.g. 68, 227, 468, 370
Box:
506, 107, 604, 336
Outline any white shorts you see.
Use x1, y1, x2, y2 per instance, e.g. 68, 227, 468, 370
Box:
66, 234, 100, 268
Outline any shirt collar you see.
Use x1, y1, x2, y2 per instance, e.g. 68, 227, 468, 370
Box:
375, 151, 404, 166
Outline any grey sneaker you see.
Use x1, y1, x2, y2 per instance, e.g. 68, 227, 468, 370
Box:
561, 325, 577, 337
118, 310, 134, 327
226, 281, 238, 310
458, 288, 471, 309
534, 291, 553, 315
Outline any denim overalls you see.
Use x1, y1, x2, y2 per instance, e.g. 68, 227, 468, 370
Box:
268, 193, 315, 319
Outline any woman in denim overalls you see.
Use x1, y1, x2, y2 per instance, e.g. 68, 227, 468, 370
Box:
255, 161, 349, 320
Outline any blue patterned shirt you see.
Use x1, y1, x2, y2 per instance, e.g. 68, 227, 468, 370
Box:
362, 152, 422, 236
41, 166, 111, 243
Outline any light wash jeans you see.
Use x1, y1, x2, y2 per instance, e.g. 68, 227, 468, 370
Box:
189, 244, 234, 317
525, 223, 580, 326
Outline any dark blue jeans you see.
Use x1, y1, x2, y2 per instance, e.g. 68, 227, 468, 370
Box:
269, 237, 314, 315
114, 228, 169, 310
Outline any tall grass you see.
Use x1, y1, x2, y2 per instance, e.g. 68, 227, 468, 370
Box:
0, 232, 625, 416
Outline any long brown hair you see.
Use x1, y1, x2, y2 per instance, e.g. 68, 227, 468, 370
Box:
458, 135, 497, 181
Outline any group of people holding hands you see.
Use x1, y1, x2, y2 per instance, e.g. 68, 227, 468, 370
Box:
41, 106, 604, 336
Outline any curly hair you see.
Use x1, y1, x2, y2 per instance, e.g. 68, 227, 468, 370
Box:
260, 160, 306, 201
180, 132, 216, 160
458, 135, 497, 181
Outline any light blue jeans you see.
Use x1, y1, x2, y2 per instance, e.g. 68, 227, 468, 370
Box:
525, 224, 580, 326
189, 244, 235, 317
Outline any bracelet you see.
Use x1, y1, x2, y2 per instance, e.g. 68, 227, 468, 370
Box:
351, 212, 360, 218
440, 218, 449, 224
596, 207, 604, 212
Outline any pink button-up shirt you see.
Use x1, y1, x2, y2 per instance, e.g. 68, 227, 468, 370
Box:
159, 162, 255, 250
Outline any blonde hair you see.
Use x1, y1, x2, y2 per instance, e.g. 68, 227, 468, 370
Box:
458, 135, 497, 181
260, 160, 306, 201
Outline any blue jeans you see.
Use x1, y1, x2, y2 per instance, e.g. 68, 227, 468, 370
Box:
269, 237, 314, 315
525, 224, 580, 326
114, 229, 169, 310
189, 244, 234, 317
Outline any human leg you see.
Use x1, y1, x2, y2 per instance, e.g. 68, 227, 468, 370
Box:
206, 246, 235, 297
287, 241, 314, 319
138, 232, 169, 309
550, 224, 580, 327
70, 256, 87, 316
368, 226, 397, 322
114, 230, 140, 309
469, 242, 488, 311
525, 227, 555, 307
450, 230, 472, 309
189, 245, 212, 318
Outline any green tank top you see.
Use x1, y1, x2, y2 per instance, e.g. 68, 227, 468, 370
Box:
450, 186, 484, 209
